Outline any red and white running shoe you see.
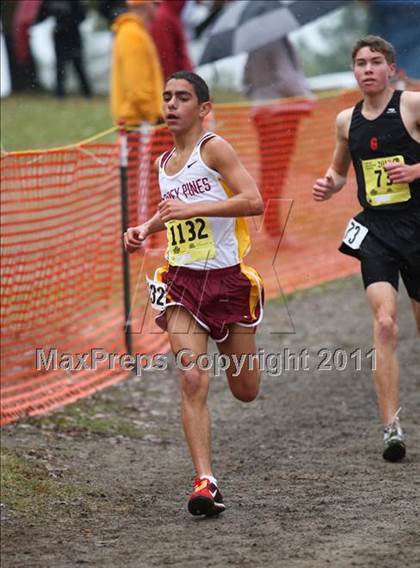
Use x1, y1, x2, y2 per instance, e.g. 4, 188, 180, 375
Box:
188, 477, 226, 516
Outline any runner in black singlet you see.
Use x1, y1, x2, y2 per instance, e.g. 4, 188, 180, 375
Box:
313, 36, 420, 462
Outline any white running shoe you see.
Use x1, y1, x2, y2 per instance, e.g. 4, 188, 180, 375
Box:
383, 409, 406, 462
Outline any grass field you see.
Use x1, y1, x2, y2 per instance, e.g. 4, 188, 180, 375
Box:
0, 88, 245, 152
1, 95, 115, 152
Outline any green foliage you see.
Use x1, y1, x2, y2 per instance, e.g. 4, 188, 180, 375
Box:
295, 4, 368, 77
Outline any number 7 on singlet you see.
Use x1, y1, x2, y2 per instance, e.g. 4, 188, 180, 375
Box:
362, 154, 411, 206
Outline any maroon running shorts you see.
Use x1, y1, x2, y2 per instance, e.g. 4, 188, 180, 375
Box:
154, 263, 264, 342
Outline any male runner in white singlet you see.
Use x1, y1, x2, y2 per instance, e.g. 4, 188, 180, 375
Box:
313, 36, 420, 462
124, 71, 264, 516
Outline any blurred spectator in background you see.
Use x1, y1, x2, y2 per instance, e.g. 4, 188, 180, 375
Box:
243, 38, 311, 101
37, 0, 92, 98
10, 0, 43, 91
243, 38, 312, 238
98, 0, 127, 27
366, 0, 420, 81
1, 22, 12, 97
111, 0, 163, 125
151, 1, 193, 79
111, 0, 163, 229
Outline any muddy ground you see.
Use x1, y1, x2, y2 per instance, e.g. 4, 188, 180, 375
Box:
2, 276, 420, 568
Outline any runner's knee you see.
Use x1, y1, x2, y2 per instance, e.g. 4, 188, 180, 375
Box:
374, 312, 398, 344
180, 366, 208, 400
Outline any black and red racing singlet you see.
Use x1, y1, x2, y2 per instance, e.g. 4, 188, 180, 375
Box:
349, 90, 420, 212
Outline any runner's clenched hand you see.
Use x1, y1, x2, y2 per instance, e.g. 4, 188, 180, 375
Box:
312, 175, 336, 201
384, 162, 420, 184
158, 199, 195, 222
124, 224, 149, 253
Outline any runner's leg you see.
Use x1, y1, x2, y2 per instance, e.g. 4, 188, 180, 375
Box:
217, 324, 260, 402
166, 305, 212, 477
410, 299, 420, 335
366, 282, 399, 425
400, 259, 420, 335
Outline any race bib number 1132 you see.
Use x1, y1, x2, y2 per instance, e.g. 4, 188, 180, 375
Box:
166, 216, 216, 265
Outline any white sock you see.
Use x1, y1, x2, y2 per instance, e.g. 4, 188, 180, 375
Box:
200, 475, 218, 486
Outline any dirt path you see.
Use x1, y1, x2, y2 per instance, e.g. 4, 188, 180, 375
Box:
2, 276, 420, 568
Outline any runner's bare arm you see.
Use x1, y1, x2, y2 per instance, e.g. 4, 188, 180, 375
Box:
153, 156, 160, 173
124, 157, 165, 253
313, 108, 352, 201
385, 92, 420, 183
158, 138, 263, 221
401, 91, 420, 132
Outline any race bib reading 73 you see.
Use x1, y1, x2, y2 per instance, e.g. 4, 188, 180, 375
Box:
342, 218, 368, 250
166, 217, 216, 265
362, 155, 411, 206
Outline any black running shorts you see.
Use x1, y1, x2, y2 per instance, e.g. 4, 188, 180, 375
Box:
339, 209, 420, 301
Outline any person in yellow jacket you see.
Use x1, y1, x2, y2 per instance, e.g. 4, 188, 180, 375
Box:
112, 0, 163, 227
111, 0, 163, 125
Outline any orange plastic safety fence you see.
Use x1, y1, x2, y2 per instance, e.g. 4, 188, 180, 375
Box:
213, 90, 362, 296
0, 143, 168, 424
1, 90, 362, 425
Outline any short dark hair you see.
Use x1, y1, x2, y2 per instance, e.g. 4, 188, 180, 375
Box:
352, 35, 396, 65
167, 71, 210, 103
